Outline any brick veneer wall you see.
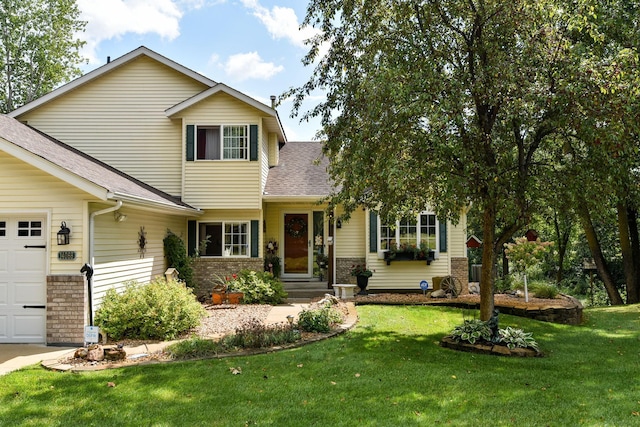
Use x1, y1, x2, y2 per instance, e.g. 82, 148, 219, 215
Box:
451, 257, 469, 294
46, 274, 86, 346
336, 257, 365, 284
192, 258, 264, 298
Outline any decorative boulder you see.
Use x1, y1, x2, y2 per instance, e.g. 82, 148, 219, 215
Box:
104, 347, 127, 361
430, 289, 447, 298
86, 344, 104, 362
74, 347, 89, 359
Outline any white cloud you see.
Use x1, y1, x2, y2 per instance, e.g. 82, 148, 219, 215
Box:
240, 0, 319, 48
78, 0, 184, 63
224, 52, 284, 81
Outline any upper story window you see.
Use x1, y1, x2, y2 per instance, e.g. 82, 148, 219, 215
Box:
196, 125, 248, 160
379, 212, 438, 252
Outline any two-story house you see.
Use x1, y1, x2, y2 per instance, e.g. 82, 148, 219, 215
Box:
0, 46, 468, 345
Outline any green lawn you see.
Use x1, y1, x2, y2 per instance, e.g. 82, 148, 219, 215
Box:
1, 304, 639, 426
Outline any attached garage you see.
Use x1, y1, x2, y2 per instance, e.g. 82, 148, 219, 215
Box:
0, 215, 47, 343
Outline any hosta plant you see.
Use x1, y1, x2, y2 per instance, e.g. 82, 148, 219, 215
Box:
450, 319, 492, 344
498, 326, 540, 351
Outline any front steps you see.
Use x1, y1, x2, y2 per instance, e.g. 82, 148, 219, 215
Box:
282, 281, 333, 300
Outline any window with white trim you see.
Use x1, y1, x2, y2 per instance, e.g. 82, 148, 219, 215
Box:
199, 222, 249, 256
0, 221, 6, 237
196, 125, 248, 160
18, 220, 42, 237
379, 213, 438, 252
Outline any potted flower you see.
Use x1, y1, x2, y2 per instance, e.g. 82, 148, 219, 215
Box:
385, 242, 435, 265
264, 239, 281, 276
225, 274, 244, 304
210, 273, 244, 304
350, 264, 373, 295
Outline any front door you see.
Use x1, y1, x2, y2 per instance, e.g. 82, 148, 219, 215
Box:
283, 213, 310, 276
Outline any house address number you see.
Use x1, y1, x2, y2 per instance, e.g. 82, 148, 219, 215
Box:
58, 251, 76, 261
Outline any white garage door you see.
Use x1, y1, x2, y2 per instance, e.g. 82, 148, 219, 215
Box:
0, 216, 47, 343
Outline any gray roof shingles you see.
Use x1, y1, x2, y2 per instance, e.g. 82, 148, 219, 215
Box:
0, 115, 196, 211
264, 142, 334, 197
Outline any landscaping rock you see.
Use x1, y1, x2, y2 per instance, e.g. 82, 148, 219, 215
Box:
104, 347, 127, 361
86, 344, 104, 362
74, 347, 88, 359
430, 289, 446, 298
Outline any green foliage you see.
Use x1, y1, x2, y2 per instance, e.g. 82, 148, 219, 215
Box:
166, 336, 224, 360
224, 270, 287, 304
504, 237, 554, 274
0, 0, 86, 112
297, 305, 344, 333
498, 326, 540, 351
221, 320, 301, 350
94, 278, 206, 340
494, 275, 516, 293
450, 319, 492, 344
163, 230, 194, 288
530, 282, 559, 299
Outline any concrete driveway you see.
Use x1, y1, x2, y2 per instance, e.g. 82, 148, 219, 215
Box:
0, 344, 75, 376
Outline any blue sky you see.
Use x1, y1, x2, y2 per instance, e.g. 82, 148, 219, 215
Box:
76, 0, 323, 141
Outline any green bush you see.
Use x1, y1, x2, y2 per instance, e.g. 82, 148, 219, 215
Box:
530, 281, 559, 299
222, 319, 301, 349
225, 270, 287, 304
498, 326, 539, 351
163, 230, 194, 288
95, 278, 206, 340
297, 305, 344, 333
166, 336, 224, 360
450, 319, 492, 344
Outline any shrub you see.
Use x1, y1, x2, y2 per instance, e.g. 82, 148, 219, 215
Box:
222, 319, 301, 349
225, 270, 287, 304
297, 305, 344, 333
498, 326, 539, 351
95, 278, 206, 340
530, 282, 559, 299
450, 319, 492, 344
166, 336, 224, 360
163, 230, 194, 288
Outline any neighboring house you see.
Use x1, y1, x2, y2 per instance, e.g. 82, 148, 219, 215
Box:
1, 46, 468, 345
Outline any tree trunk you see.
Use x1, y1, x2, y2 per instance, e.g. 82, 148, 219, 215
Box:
617, 203, 636, 303
627, 207, 640, 303
480, 203, 496, 321
577, 202, 624, 305
553, 211, 571, 284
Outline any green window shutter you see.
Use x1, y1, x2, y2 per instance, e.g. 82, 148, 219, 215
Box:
188, 220, 197, 256
251, 220, 259, 257
369, 211, 378, 253
186, 125, 195, 161
439, 220, 447, 253
249, 125, 258, 161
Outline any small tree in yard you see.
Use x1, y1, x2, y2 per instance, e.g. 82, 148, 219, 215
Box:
504, 237, 553, 301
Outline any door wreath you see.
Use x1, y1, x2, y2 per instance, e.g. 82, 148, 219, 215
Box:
285, 217, 307, 238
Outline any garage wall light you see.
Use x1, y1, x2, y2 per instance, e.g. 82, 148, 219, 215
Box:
57, 221, 70, 245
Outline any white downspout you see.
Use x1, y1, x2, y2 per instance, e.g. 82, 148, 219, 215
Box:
87, 200, 122, 319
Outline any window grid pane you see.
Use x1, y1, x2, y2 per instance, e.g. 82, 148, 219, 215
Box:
420, 214, 437, 249
380, 224, 394, 250
223, 126, 248, 159
224, 222, 248, 256
398, 218, 417, 246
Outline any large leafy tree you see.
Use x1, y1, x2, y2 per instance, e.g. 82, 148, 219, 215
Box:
287, 0, 578, 320
0, 0, 86, 113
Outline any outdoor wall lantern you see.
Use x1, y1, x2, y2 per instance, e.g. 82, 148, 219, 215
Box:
57, 221, 70, 245
336, 218, 342, 229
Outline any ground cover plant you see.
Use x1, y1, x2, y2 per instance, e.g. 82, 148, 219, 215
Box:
1, 304, 639, 425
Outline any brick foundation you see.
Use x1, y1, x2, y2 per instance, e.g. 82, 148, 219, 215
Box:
46, 275, 87, 346
451, 257, 469, 294
336, 257, 365, 284
192, 258, 264, 298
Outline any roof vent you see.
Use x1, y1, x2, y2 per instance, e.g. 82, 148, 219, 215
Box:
270, 95, 276, 108
107, 56, 111, 64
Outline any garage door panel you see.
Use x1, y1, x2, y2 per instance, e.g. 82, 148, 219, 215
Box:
14, 282, 45, 305
0, 315, 7, 338
13, 313, 46, 340
0, 250, 8, 271
0, 215, 47, 343
14, 249, 46, 272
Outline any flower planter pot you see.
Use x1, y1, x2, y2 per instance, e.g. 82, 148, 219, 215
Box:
356, 275, 369, 295
227, 292, 244, 304
212, 291, 225, 305
384, 250, 435, 265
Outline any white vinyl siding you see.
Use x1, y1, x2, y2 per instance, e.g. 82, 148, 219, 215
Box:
14, 56, 209, 196
183, 93, 264, 209
0, 151, 86, 275
91, 207, 186, 311
335, 208, 366, 258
